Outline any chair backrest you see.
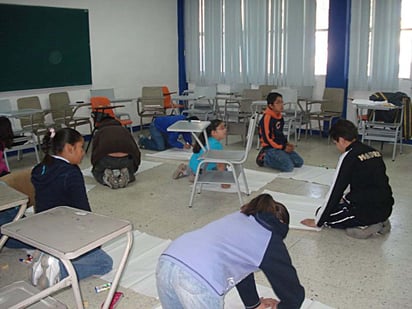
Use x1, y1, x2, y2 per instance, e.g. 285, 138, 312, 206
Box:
240, 89, 262, 113
141, 86, 164, 107
194, 85, 217, 99
322, 88, 345, 113
277, 88, 298, 116
90, 96, 116, 119
229, 83, 250, 95
0, 98, 13, 113
90, 88, 115, 100
244, 112, 259, 155
16, 96, 44, 127
297, 85, 313, 99
258, 84, 277, 100
162, 86, 173, 109
49, 92, 72, 120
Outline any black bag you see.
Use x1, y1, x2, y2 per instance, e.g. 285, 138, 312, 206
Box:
368, 92, 408, 123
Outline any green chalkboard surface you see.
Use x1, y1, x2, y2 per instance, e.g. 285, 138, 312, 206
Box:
0, 4, 92, 92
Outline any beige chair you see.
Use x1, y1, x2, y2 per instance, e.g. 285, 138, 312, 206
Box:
49, 92, 92, 134
16, 96, 49, 145
307, 88, 345, 139
182, 85, 218, 120
1, 99, 40, 169
224, 89, 261, 145
137, 86, 166, 130
258, 84, 277, 100
189, 112, 259, 207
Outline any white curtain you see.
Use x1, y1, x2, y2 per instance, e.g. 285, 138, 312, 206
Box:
349, 0, 401, 91
283, 0, 316, 87
184, 0, 316, 87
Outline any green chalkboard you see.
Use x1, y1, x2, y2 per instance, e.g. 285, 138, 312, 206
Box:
0, 4, 92, 92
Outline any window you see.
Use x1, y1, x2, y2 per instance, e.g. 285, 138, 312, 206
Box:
399, 0, 412, 79
315, 0, 329, 76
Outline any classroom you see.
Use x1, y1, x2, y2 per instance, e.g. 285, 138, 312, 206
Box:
0, 0, 411, 308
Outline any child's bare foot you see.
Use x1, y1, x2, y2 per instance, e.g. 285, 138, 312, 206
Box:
221, 184, 231, 189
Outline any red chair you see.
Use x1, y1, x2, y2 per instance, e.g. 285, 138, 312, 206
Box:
86, 96, 133, 152
162, 86, 183, 114
90, 96, 132, 129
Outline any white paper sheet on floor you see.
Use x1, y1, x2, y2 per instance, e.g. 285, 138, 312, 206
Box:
145, 148, 193, 161
100, 230, 171, 298
81, 160, 163, 178
196, 168, 278, 193
102, 230, 333, 309
154, 283, 334, 309
276, 165, 336, 186
262, 190, 324, 231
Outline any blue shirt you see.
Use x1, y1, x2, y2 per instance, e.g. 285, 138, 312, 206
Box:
189, 137, 223, 173
153, 115, 192, 149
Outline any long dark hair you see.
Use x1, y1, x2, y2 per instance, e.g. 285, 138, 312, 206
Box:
241, 193, 290, 225
0, 116, 13, 150
193, 119, 224, 153
41, 127, 83, 165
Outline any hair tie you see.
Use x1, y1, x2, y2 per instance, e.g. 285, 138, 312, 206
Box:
49, 128, 56, 138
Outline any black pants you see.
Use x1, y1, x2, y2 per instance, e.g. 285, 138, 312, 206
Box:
320, 200, 365, 229
92, 155, 137, 185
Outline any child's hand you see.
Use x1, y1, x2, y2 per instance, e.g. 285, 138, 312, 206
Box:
300, 218, 317, 227
285, 143, 294, 153
183, 143, 192, 150
221, 184, 231, 189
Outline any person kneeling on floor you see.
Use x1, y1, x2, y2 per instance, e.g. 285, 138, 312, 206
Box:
91, 117, 141, 189
301, 119, 393, 239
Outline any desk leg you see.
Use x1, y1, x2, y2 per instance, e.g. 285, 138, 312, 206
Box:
0, 202, 28, 251
102, 231, 133, 309
10, 277, 71, 309
60, 259, 84, 309
191, 131, 209, 152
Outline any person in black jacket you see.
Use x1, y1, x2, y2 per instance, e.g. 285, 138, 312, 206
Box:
301, 119, 393, 239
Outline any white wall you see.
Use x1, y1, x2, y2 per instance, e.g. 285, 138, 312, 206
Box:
0, 0, 178, 132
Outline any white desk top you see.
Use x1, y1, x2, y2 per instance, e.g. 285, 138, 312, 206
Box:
0, 109, 44, 118
171, 95, 206, 101
0, 182, 28, 212
1, 206, 132, 260
167, 120, 210, 133
352, 99, 399, 110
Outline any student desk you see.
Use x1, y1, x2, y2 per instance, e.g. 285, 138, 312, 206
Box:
352, 99, 404, 161
0, 182, 29, 251
1, 206, 133, 309
167, 120, 211, 151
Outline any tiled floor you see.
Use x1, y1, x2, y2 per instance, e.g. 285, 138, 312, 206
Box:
1, 132, 411, 309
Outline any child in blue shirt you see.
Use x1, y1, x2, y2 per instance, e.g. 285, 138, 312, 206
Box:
172, 119, 230, 188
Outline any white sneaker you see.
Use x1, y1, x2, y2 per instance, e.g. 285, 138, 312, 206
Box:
29, 251, 60, 290
29, 250, 43, 286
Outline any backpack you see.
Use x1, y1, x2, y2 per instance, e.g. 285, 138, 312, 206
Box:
368, 92, 408, 123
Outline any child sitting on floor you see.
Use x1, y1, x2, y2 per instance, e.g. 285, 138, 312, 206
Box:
0, 116, 13, 177
172, 119, 230, 188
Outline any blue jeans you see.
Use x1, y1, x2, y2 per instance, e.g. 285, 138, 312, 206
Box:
264, 149, 304, 172
0, 207, 33, 249
156, 258, 224, 309
60, 248, 113, 280
140, 123, 166, 151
